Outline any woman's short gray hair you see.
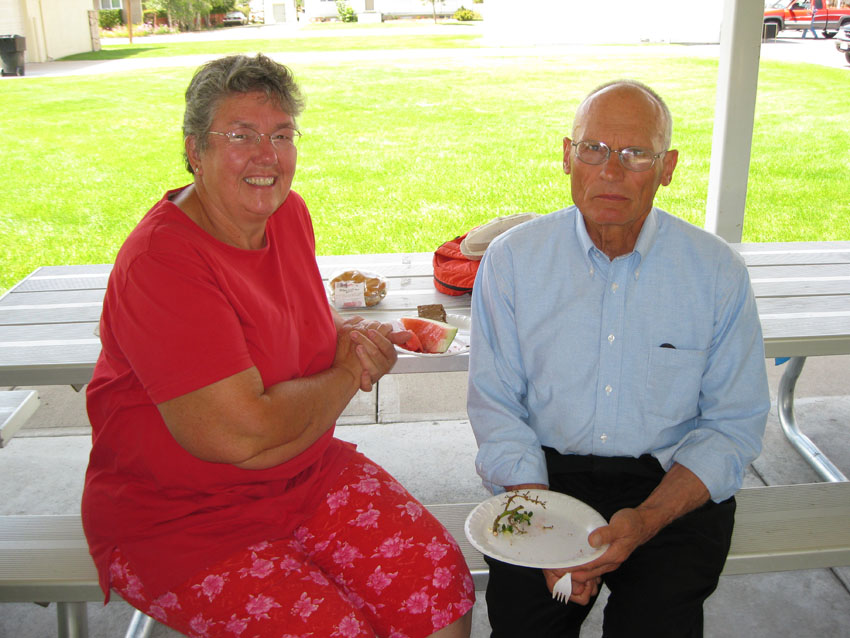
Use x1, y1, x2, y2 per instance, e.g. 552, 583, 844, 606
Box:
182, 54, 305, 173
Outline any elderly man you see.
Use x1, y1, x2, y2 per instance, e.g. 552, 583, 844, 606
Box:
467, 80, 770, 637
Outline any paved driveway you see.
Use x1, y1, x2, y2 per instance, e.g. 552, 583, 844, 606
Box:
16, 24, 849, 79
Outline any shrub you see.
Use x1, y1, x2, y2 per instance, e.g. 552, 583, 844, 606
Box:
100, 23, 152, 38
99, 9, 123, 30
336, 0, 358, 22
453, 7, 481, 21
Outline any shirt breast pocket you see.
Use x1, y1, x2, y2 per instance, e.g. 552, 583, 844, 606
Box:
645, 346, 707, 423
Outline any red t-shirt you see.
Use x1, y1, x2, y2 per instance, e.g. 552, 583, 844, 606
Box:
82, 187, 357, 599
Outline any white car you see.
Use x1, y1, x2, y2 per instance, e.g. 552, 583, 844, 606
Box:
223, 11, 247, 26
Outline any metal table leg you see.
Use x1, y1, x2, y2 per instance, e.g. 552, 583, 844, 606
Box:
777, 356, 848, 483
125, 610, 156, 638
56, 602, 88, 638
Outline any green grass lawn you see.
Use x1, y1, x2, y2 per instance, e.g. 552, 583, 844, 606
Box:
66, 33, 481, 59
1, 36, 848, 294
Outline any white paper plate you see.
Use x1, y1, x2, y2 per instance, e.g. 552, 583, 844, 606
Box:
464, 489, 609, 569
395, 313, 470, 357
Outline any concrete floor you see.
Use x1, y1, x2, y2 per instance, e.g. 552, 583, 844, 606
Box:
2, 355, 849, 637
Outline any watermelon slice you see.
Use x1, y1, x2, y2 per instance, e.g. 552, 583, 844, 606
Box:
399, 329, 423, 352
399, 317, 458, 354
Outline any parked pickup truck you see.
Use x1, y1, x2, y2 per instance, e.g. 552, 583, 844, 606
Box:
764, 0, 850, 38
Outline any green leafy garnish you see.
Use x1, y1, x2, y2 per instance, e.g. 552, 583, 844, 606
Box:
492, 491, 547, 536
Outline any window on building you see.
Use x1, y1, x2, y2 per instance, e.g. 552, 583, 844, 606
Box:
100, 0, 122, 9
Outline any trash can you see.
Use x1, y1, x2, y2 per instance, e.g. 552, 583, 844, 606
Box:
762, 22, 779, 41
0, 35, 26, 77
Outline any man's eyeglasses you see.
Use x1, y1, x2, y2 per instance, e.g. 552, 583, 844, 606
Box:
571, 140, 665, 172
208, 127, 301, 149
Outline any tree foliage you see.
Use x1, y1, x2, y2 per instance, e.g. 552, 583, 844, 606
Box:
145, 0, 222, 30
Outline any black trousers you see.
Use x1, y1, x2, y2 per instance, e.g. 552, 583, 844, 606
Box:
484, 449, 736, 638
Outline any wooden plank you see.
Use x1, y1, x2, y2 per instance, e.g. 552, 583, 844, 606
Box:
0, 390, 39, 448
756, 295, 850, 314
0, 289, 106, 307
749, 263, 850, 298
724, 482, 850, 574
0, 301, 104, 327
751, 280, 850, 298
0, 515, 101, 602
21, 264, 112, 278
13, 273, 111, 294
734, 241, 850, 266
764, 337, 850, 359
758, 294, 850, 354
749, 263, 850, 279
0, 323, 101, 387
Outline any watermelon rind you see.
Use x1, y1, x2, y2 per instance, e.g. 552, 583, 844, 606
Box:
399, 317, 458, 354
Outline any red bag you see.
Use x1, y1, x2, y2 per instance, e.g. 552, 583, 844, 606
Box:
433, 233, 479, 296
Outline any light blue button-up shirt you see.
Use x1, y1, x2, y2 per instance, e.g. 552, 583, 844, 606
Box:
468, 206, 770, 502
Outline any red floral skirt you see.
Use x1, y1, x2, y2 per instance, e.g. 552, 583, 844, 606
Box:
109, 453, 475, 637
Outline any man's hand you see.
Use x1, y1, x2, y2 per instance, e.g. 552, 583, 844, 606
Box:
543, 568, 600, 605
564, 507, 653, 588
561, 463, 711, 588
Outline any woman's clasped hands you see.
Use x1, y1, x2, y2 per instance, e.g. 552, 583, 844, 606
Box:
334, 316, 412, 392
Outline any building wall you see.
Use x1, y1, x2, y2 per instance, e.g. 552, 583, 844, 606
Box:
3, 0, 97, 63
0, 0, 27, 35
261, 0, 298, 24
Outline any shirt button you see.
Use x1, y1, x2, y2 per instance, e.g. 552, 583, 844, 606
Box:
605, 384, 613, 395
611, 282, 619, 292
600, 434, 608, 443
607, 334, 615, 343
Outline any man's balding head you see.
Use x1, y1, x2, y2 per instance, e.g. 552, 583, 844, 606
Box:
573, 80, 673, 151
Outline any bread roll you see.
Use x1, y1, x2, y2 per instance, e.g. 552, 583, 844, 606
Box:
329, 270, 387, 307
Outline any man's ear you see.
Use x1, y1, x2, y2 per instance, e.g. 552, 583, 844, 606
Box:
563, 137, 572, 175
660, 149, 678, 186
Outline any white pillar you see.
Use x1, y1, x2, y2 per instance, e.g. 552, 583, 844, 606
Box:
704, 0, 764, 242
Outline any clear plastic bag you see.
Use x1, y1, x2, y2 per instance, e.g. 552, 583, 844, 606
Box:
327, 269, 388, 309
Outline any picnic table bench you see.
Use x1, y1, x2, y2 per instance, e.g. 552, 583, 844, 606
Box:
1, 241, 849, 636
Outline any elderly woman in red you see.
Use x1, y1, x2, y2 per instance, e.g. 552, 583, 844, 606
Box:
82, 54, 474, 638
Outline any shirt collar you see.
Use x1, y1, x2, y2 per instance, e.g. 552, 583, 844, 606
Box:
574, 206, 660, 271
633, 208, 659, 262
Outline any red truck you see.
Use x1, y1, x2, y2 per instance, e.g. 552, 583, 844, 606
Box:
764, 0, 850, 38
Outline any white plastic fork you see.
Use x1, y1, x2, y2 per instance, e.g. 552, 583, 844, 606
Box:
552, 574, 572, 604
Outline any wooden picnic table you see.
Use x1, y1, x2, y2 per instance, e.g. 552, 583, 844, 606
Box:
1, 241, 849, 479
